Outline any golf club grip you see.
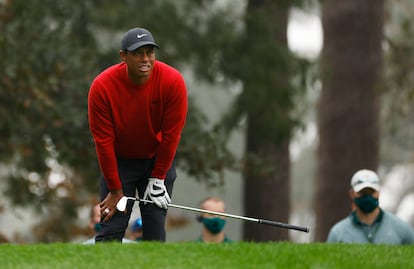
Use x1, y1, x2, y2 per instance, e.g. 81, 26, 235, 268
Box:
259, 219, 309, 233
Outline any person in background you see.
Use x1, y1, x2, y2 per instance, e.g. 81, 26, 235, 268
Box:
83, 204, 134, 244
195, 196, 232, 243
88, 27, 188, 242
129, 217, 143, 242
327, 169, 414, 244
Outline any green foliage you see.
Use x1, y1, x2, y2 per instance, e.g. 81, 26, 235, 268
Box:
178, 96, 236, 186
0, 0, 102, 242
384, 9, 414, 118
192, 2, 310, 145
1, 242, 413, 269
382, 1, 414, 166
1, 0, 99, 191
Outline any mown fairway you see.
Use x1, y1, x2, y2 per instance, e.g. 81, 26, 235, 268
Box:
1, 242, 413, 269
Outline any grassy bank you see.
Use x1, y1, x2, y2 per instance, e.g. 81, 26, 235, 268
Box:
0, 242, 412, 269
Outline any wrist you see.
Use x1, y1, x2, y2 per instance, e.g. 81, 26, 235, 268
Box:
110, 189, 123, 195
149, 177, 164, 181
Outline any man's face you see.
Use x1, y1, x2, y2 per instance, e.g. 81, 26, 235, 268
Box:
89, 204, 101, 232
120, 45, 155, 83
350, 188, 380, 213
201, 200, 225, 219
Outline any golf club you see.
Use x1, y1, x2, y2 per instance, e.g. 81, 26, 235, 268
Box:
117, 196, 309, 233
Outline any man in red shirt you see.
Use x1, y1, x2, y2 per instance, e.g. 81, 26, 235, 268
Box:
88, 27, 188, 242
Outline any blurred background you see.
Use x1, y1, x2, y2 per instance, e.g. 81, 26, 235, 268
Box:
1, 0, 413, 244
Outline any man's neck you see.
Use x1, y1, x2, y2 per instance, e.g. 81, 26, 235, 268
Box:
129, 74, 150, 85
356, 207, 380, 225
202, 230, 225, 243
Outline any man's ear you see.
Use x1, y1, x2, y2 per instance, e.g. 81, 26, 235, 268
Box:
119, 50, 127, 62
349, 189, 355, 199
196, 215, 203, 222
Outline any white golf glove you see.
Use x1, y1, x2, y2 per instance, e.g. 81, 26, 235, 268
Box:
143, 178, 171, 209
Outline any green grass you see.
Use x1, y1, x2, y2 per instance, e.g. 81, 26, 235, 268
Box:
0, 242, 413, 269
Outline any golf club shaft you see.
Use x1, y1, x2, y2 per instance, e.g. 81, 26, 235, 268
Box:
134, 198, 309, 233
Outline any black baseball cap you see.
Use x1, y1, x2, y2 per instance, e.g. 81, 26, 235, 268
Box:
121, 27, 159, 51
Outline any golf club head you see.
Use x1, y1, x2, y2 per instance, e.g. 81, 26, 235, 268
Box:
116, 196, 128, 212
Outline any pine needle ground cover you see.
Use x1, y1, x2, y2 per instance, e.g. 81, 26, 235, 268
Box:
1, 242, 412, 269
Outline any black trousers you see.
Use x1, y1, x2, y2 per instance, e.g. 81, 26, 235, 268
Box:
95, 157, 176, 242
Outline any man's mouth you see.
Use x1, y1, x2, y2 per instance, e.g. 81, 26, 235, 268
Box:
138, 64, 151, 72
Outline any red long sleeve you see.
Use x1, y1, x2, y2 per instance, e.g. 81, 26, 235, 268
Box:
88, 61, 187, 190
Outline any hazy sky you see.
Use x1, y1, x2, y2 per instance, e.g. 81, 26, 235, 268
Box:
288, 7, 322, 59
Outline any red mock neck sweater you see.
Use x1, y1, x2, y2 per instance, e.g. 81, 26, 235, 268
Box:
88, 61, 187, 190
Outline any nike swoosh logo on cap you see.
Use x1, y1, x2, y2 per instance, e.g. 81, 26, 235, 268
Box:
137, 34, 147, 39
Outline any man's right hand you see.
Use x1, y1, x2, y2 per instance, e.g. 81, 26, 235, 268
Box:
99, 189, 124, 222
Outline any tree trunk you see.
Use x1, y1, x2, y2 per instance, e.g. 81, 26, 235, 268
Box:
242, 0, 291, 241
243, 136, 291, 241
314, 0, 384, 241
